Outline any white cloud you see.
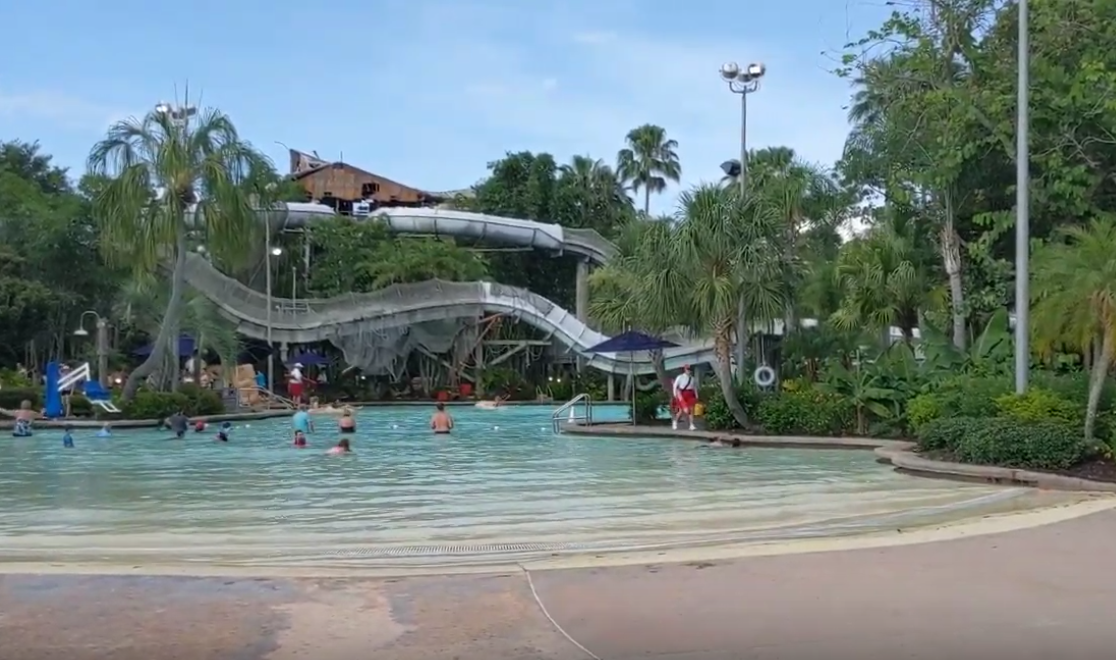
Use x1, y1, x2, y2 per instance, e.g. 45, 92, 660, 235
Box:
0, 89, 130, 131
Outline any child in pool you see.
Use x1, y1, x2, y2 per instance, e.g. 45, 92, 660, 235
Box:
327, 438, 352, 455
96, 423, 112, 438
216, 421, 232, 442
293, 430, 308, 447
62, 426, 74, 448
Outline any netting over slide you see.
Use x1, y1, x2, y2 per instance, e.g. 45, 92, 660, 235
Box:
181, 254, 553, 376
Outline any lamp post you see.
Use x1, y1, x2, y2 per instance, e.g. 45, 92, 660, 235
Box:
73, 311, 108, 386
1015, 0, 1030, 394
719, 61, 766, 379
154, 101, 197, 126
266, 239, 283, 393
718, 62, 766, 196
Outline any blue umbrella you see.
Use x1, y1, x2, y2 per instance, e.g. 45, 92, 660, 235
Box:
287, 352, 329, 367
133, 334, 197, 357
586, 331, 679, 425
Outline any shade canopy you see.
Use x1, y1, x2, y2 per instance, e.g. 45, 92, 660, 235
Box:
586, 330, 678, 354
287, 352, 329, 367
133, 335, 196, 357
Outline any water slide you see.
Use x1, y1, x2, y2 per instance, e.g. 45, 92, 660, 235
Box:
183, 205, 716, 374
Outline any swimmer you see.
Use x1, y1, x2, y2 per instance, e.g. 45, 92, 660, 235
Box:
167, 410, 189, 439
193, 419, 207, 433
327, 438, 352, 455
701, 439, 726, 448
293, 430, 308, 447
430, 402, 454, 434
475, 394, 509, 410
291, 404, 314, 436
8, 400, 39, 437
62, 426, 74, 448
216, 421, 232, 442
338, 407, 356, 433
96, 423, 112, 438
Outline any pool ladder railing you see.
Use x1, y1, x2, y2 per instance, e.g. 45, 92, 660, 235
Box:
552, 393, 593, 433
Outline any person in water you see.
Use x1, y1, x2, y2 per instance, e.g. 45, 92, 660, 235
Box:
292, 404, 313, 436
62, 425, 74, 448
216, 421, 232, 442
293, 430, 308, 447
167, 411, 189, 438
475, 394, 510, 409
96, 423, 112, 438
430, 402, 454, 434
338, 407, 356, 433
193, 419, 207, 433
327, 438, 352, 455
9, 399, 39, 437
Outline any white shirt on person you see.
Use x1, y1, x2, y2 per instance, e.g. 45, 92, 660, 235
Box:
673, 373, 694, 396
290, 367, 303, 384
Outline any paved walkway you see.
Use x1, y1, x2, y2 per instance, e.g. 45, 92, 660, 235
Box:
4, 508, 1116, 659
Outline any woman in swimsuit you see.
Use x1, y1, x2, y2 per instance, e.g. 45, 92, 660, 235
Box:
338, 408, 356, 433
430, 402, 454, 434
327, 438, 352, 455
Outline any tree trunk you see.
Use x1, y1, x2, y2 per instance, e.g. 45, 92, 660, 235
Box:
643, 187, 651, 216
121, 225, 190, 401
940, 193, 966, 350
650, 349, 671, 393
1084, 332, 1112, 442
713, 323, 749, 427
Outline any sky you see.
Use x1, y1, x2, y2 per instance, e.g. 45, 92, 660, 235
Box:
0, 0, 894, 215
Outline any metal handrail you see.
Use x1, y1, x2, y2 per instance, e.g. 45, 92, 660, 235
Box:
552, 393, 592, 433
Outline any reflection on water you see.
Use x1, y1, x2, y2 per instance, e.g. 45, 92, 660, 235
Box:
0, 404, 1020, 565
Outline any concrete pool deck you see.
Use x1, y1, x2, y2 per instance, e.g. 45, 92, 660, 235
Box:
4, 498, 1116, 659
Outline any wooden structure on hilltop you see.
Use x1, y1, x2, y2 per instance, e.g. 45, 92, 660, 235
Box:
288, 149, 443, 215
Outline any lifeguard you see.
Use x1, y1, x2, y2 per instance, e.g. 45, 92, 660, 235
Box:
288, 362, 305, 403
672, 364, 698, 431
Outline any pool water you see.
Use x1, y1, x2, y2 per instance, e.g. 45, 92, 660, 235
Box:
0, 404, 1021, 567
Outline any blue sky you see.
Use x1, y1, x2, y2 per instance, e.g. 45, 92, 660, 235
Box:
0, 0, 891, 214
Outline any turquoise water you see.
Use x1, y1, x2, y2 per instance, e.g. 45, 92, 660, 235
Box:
0, 404, 1017, 566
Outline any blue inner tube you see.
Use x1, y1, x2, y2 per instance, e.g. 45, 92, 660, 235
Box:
12, 431, 32, 438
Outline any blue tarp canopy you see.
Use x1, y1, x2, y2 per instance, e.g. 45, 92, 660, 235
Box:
133, 335, 196, 357
586, 331, 678, 426
586, 330, 678, 354
287, 353, 329, 367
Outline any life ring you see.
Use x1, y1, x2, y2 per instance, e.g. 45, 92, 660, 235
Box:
753, 366, 776, 388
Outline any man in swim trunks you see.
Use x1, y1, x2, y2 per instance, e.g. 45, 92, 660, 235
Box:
292, 404, 313, 437
430, 402, 454, 434
168, 411, 189, 438
672, 364, 698, 431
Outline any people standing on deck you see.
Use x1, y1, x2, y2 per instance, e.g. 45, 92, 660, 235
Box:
288, 362, 305, 404
672, 364, 698, 431
430, 402, 454, 434
59, 364, 74, 417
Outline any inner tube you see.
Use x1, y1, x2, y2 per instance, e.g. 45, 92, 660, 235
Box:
12, 431, 32, 438
753, 365, 776, 388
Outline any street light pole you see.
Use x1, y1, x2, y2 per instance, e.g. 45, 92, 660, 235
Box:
74, 311, 108, 386
719, 61, 767, 380
1014, 0, 1030, 395
266, 228, 283, 394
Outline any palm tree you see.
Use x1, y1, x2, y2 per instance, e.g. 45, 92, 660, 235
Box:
587, 216, 681, 390
672, 185, 786, 426
88, 105, 271, 400
830, 216, 941, 342
1031, 217, 1116, 440
115, 274, 241, 388
616, 124, 682, 215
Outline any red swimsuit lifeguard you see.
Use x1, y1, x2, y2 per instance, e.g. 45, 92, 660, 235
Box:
673, 365, 697, 413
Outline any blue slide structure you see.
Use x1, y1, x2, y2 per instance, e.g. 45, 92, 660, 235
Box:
42, 362, 64, 419
43, 362, 121, 418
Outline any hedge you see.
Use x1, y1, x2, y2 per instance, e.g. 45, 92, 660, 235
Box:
918, 416, 1088, 471
1, 384, 224, 420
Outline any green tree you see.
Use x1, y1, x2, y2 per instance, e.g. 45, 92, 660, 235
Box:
88, 105, 271, 399
1031, 218, 1116, 440
616, 124, 682, 215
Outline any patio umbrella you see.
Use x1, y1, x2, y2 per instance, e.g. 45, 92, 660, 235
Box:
286, 352, 329, 367
586, 330, 679, 425
133, 334, 196, 357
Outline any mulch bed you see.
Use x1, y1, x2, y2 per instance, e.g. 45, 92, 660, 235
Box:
919, 450, 1116, 484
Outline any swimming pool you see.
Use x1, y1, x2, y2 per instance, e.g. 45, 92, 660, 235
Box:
0, 404, 1024, 567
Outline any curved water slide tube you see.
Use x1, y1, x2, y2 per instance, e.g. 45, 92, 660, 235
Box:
185, 203, 715, 373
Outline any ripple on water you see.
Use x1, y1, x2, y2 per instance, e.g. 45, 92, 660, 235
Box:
0, 404, 1017, 564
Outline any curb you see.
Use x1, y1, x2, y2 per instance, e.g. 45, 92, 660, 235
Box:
562, 423, 1116, 493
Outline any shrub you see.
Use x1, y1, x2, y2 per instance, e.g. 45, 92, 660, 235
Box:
755, 389, 854, 436
700, 382, 769, 430
631, 391, 666, 424
917, 416, 981, 452
906, 393, 942, 431
1030, 370, 1116, 413
955, 418, 1087, 471
177, 384, 225, 416
0, 387, 42, 410
120, 387, 225, 420
994, 388, 1081, 426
